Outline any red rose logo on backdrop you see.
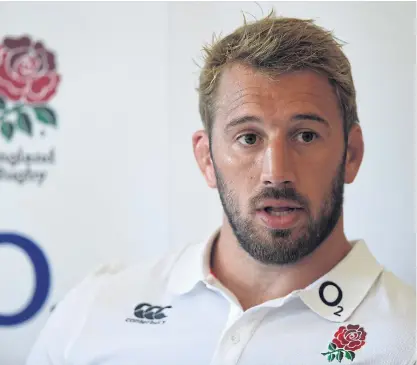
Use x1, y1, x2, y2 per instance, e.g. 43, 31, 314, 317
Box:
321, 324, 367, 363
0, 35, 60, 186
0, 35, 60, 141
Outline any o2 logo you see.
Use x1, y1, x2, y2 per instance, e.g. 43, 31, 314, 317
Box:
319, 281, 344, 317
0, 233, 51, 326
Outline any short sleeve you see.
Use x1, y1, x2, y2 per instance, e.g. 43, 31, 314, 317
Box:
25, 263, 125, 365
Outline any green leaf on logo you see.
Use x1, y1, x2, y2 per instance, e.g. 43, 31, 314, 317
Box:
18, 112, 32, 135
328, 353, 336, 362
345, 351, 355, 361
1, 122, 14, 140
336, 351, 344, 363
34, 106, 57, 126
328, 343, 337, 351
0, 97, 5, 110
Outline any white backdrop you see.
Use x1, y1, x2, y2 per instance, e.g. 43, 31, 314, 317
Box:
0, 2, 415, 365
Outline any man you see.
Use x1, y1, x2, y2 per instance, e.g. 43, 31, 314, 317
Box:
27, 13, 415, 365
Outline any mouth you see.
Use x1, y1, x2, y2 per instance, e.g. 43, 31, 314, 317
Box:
262, 206, 303, 216
255, 201, 304, 229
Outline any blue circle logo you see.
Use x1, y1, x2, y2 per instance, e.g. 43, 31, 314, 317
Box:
0, 233, 51, 326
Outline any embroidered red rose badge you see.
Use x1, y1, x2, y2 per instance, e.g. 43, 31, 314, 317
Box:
321, 324, 367, 362
0, 36, 60, 141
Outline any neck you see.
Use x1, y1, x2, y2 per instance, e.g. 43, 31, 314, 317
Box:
211, 214, 352, 311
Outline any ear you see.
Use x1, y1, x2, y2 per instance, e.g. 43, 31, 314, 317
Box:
344, 123, 364, 184
192, 130, 217, 189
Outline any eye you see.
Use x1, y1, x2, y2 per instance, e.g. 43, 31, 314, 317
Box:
237, 133, 259, 146
295, 131, 318, 143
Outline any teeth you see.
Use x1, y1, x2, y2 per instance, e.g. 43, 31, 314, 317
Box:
266, 208, 296, 216
269, 210, 293, 216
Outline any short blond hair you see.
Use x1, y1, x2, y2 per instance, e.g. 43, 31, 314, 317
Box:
198, 11, 358, 140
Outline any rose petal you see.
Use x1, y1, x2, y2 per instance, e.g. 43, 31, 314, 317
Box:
0, 46, 5, 67
4, 36, 31, 50
334, 326, 346, 338
34, 42, 45, 51
332, 339, 344, 349
46, 51, 56, 71
11, 51, 43, 80
5, 49, 34, 84
358, 329, 367, 341
10, 51, 27, 70
347, 324, 360, 331
345, 330, 359, 340
336, 332, 350, 345
0, 83, 22, 101
31, 75, 51, 93
345, 340, 365, 351
26, 73, 60, 103
34, 48, 50, 75
0, 60, 26, 101
31, 44, 55, 74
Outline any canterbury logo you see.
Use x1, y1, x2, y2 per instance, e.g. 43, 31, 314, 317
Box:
134, 303, 172, 320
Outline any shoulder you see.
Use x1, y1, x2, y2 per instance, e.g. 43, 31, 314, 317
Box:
60, 242, 192, 313
26, 243, 192, 364
375, 270, 416, 342
375, 269, 416, 314
360, 269, 416, 364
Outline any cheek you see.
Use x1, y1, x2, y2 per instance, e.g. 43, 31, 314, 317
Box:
216, 145, 256, 180
215, 152, 258, 202
221, 144, 254, 168
294, 157, 338, 206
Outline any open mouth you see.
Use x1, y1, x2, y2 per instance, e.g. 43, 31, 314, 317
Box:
263, 206, 303, 216
255, 204, 304, 229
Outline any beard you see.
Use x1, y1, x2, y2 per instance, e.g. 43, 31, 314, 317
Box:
212, 152, 346, 265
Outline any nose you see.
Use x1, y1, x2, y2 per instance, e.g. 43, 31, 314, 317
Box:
260, 135, 295, 186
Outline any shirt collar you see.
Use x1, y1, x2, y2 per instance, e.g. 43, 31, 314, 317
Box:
167, 228, 383, 323
166, 228, 218, 295
298, 239, 383, 322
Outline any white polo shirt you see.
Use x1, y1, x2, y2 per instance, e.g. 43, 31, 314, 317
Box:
27, 229, 416, 365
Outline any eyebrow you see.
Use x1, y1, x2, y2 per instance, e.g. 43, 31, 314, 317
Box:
224, 113, 330, 132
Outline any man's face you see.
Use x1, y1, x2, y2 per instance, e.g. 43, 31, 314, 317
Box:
209, 64, 349, 265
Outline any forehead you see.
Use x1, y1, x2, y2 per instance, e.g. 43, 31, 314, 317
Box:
214, 63, 342, 123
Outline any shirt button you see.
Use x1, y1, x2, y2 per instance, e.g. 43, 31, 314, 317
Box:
231, 333, 240, 344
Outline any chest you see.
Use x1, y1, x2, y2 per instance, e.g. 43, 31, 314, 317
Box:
66, 294, 406, 365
